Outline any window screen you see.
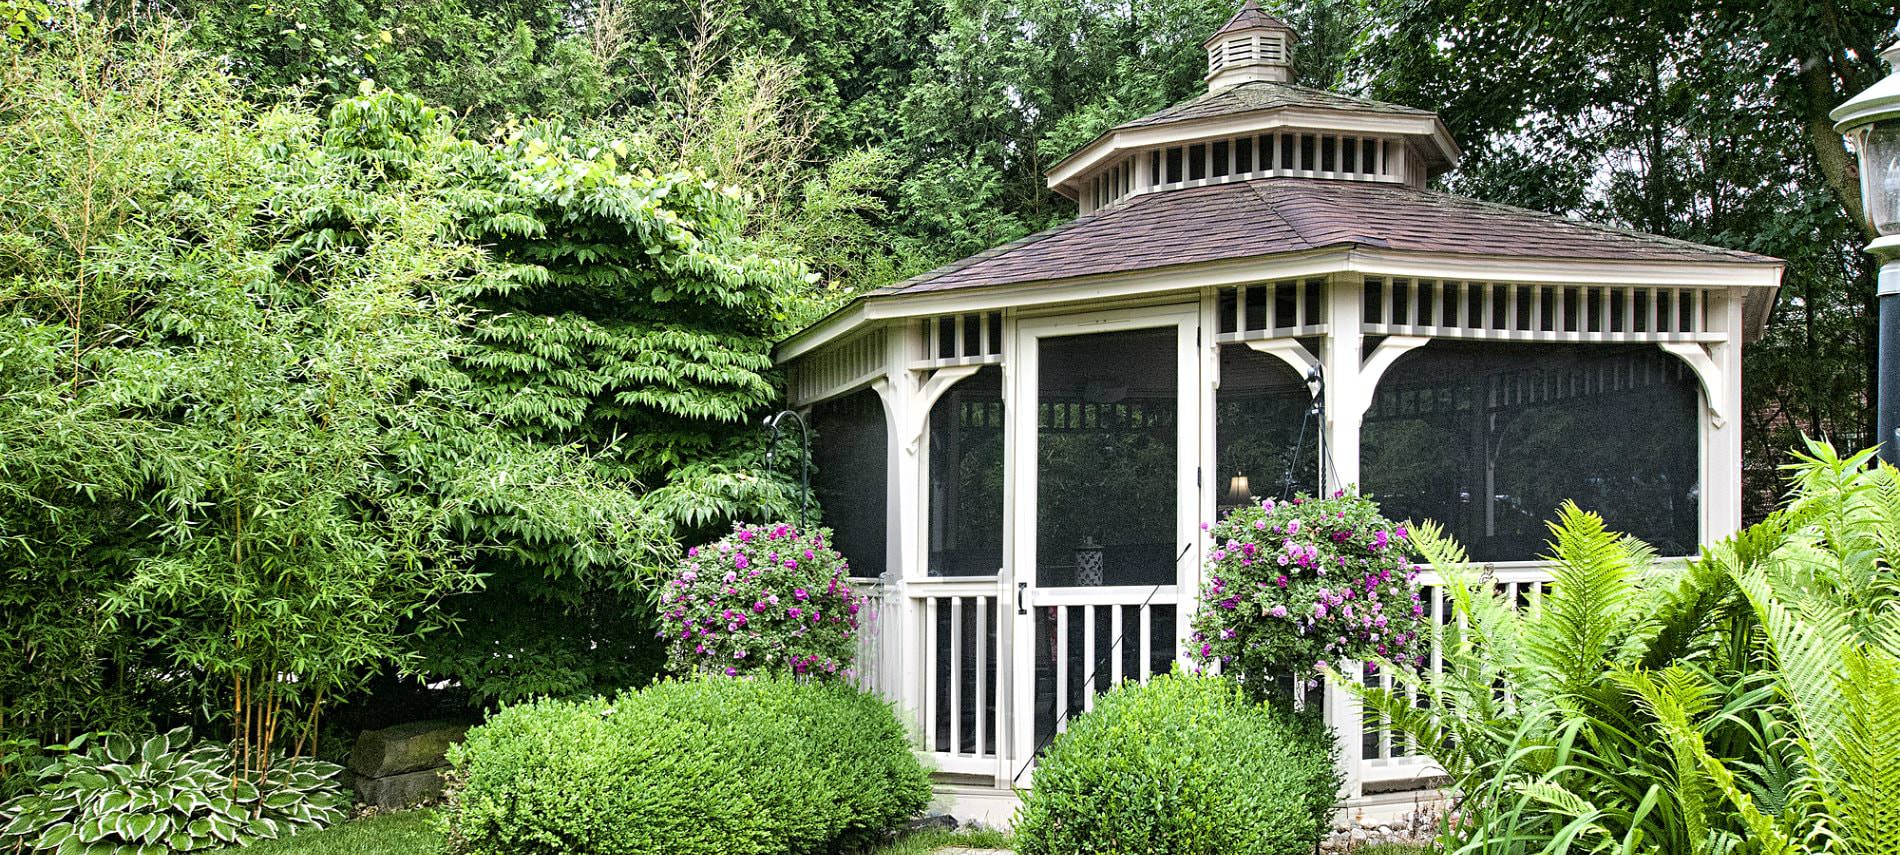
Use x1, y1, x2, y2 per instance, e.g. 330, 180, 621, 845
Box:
1215, 346, 1317, 508
1361, 342, 1700, 560
928, 367, 1004, 576
1037, 328, 1177, 588
810, 388, 888, 577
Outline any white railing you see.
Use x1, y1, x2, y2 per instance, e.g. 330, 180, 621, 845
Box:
1217, 277, 1329, 341
1025, 585, 1181, 736
851, 563, 1558, 799
913, 578, 1007, 776
1361, 278, 1723, 344
912, 312, 1005, 371
846, 576, 897, 694
1352, 565, 1553, 789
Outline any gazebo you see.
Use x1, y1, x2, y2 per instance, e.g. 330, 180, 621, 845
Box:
773, 1, 1782, 824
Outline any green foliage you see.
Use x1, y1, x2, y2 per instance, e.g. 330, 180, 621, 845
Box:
0, 727, 346, 852
0, 0, 47, 42
441, 677, 930, 855
1014, 671, 1338, 855
176, 0, 617, 124
396, 101, 816, 705
0, 22, 656, 765
1353, 0, 1899, 515
1340, 442, 1900, 854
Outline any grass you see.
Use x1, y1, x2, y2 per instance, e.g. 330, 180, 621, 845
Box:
240, 809, 445, 854
232, 811, 1011, 854
870, 827, 1014, 853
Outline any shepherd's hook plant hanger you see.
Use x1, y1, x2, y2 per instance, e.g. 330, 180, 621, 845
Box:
763, 409, 811, 530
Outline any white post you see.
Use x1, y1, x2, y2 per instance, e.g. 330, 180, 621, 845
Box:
1708, 291, 1745, 541
878, 325, 926, 738
1320, 274, 1366, 805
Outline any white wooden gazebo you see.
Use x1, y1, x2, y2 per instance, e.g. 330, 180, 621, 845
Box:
774, 1, 1782, 825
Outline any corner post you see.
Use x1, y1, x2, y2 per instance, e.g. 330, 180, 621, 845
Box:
877, 324, 927, 735
1320, 273, 1365, 805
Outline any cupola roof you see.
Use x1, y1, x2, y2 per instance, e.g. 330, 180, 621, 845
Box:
1202, 0, 1299, 89
1044, 2, 1459, 203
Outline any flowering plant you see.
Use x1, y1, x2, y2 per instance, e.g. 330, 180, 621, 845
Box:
1189, 491, 1427, 691
660, 522, 862, 679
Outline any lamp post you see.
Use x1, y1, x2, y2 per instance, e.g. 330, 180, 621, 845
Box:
1833, 43, 1900, 466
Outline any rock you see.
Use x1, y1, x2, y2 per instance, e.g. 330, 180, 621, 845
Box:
348, 720, 470, 777
903, 813, 958, 834
353, 767, 446, 809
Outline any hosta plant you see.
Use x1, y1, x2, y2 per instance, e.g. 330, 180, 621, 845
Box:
1191, 491, 1427, 696
0, 727, 347, 853
660, 522, 862, 679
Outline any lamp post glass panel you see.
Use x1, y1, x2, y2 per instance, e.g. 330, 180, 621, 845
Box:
1833, 43, 1900, 466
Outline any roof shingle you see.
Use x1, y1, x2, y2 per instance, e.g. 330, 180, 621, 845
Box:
878, 178, 1778, 296
1113, 80, 1435, 131
1208, 0, 1295, 42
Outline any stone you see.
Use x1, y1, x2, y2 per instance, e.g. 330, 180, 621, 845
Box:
905, 813, 959, 834
348, 720, 470, 777
353, 767, 446, 809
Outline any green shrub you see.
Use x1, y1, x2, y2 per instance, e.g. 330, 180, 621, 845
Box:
0, 727, 346, 852
442, 676, 931, 855
1014, 672, 1338, 855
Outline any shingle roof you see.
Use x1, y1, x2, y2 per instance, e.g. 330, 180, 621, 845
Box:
1208, 0, 1295, 42
877, 178, 1778, 297
1113, 80, 1435, 131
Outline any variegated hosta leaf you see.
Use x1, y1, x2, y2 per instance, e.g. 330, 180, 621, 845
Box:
0, 731, 346, 854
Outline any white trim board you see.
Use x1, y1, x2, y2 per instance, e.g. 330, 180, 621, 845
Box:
775, 249, 1783, 363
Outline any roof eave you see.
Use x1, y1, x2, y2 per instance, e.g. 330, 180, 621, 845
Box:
774, 247, 1784, 363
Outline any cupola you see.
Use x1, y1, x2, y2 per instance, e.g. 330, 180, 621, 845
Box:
1044, 3, 1461, 214
1203, 0, 1298, 89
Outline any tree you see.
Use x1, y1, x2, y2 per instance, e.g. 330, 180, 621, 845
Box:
0, 23, 639, 767
170, 0, 619, 125
1352, 0, 1900, 517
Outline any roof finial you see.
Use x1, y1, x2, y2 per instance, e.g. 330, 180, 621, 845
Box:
1203, 0, 1298, 90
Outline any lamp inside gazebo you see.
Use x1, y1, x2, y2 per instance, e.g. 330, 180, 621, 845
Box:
773, 0, 1782, 826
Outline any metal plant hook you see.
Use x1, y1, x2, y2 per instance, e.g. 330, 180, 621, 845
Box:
762, 409, 812, 530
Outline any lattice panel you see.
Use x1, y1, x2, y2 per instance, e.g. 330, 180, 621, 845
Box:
790, 327, 887, 405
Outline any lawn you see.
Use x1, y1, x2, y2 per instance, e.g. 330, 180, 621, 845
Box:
240, 811, 1017, 854
242, 810, 445, 855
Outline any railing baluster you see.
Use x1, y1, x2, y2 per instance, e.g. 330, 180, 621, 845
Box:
975, 595, 989, 758
924, 597, 939, 751
949, 596, 963, 755
1054, 605, 1069, 733
1082, 606, 1098, 712
1139, 605, 1153, 680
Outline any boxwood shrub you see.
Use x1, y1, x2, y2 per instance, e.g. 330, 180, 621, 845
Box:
1014, 671, 1339, 855
441, 676, 930, 855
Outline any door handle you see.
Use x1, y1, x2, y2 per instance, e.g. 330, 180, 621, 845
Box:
1017, 581, 1028, 615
